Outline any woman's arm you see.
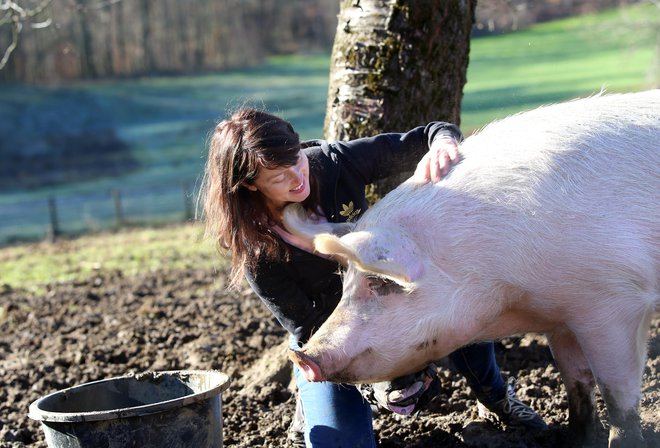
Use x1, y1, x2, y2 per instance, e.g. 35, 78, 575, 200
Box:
329, 122, 463, 185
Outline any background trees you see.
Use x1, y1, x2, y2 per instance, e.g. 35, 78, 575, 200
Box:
1, 1, 647, 84
0, 0, 339, 83
0, 0, 52, 70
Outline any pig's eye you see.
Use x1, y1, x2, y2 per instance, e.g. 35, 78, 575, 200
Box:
366, 275, 404, 296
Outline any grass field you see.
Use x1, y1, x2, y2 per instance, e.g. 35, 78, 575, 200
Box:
0, 55, 331, 244
0, 222, 220, 293
462, 4, 659, 130
0, 3, 658, 286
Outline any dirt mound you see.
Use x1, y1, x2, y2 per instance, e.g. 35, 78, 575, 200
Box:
1, 266, 658, 447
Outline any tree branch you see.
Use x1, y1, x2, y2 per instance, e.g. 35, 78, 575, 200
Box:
0, 0, 52, 70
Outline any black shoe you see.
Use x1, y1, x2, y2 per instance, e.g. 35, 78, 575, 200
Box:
476, 377, 548, 430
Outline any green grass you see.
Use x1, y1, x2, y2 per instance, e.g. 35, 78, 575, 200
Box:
461, 3, 659, 131
1, 4, 658, 289
0, 52, 332, 204
0, 53, 332, 243
0, 223, 223, 293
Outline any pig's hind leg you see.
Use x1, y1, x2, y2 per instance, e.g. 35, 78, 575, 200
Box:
547, 328, 603, 446
571, 307, 653, 448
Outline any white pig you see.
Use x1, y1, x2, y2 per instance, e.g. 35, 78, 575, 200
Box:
285, 91, 660, 447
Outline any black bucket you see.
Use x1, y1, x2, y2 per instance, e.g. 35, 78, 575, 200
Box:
28, 370, 230, 448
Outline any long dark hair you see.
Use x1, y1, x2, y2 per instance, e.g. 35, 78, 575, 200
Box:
199, 108, 320, 288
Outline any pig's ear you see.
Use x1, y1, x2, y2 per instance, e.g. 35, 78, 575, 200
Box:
313, 233, 360, 268
315, 229, 425, 288
282, 203, 355, 242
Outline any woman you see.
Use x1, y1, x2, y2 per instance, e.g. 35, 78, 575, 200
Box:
200, 108, 546, 447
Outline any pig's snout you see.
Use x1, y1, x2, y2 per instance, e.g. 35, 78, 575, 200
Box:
288, 349, 325, 382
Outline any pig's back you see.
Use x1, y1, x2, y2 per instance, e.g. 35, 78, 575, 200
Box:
377, 91, 660, 305
457, 90, 659, 214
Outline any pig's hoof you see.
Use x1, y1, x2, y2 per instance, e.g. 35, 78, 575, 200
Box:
608, 428, 646, 448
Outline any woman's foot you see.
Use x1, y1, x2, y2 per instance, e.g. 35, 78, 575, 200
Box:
476, 377, 548, 430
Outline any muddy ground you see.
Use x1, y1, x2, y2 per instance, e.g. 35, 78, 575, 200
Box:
1, 261, 658, 447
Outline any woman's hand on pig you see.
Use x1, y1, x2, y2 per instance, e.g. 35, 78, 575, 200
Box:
412, 136, 461, 184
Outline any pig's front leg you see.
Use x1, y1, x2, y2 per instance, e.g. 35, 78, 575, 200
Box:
547, 329, 603, 446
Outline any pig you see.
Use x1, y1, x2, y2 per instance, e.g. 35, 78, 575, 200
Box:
284, 90, 660, 447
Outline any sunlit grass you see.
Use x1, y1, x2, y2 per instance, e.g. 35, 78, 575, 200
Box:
0, 223, 223, 291
462, 3, 659, 132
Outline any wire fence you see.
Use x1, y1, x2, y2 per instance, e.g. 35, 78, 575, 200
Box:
0, 181, 197, 246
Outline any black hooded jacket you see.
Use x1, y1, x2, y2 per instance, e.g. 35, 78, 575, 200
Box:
245, 122, 462, 345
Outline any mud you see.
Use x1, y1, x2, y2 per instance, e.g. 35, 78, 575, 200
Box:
1, 264, 658, 447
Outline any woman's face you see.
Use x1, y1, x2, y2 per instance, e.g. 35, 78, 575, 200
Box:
246, 151, 310, 214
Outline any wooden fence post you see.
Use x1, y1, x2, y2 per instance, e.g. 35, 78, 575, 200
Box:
111, 189, 125, 227
47, 197, 59, 242
182, 181, 193, 221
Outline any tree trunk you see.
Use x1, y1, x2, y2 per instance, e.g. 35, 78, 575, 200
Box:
324, 0, 476, 195
77, 1, 98, 78
139, 0, 153, 72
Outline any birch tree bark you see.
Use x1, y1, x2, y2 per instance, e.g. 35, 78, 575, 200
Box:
324, 0, 476, 194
